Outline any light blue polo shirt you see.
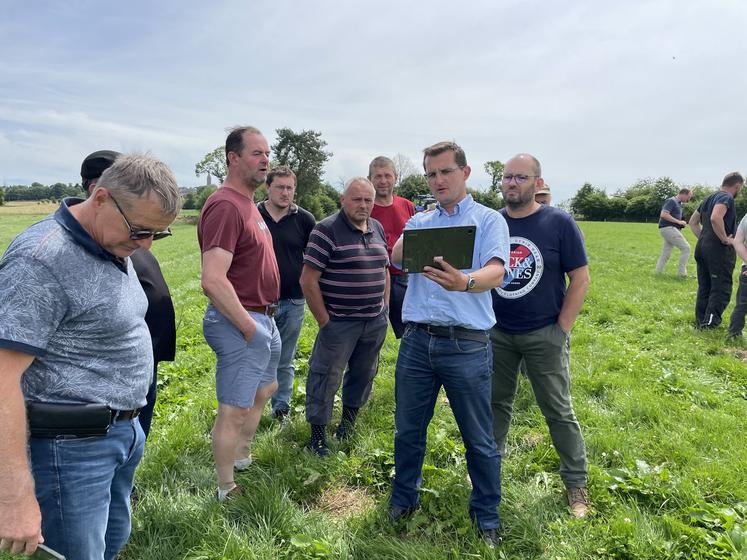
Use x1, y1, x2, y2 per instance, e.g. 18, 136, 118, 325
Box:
400, 195, 510, 330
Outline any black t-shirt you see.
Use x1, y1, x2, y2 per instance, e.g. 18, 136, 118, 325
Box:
697, 191, 736, 240
658, 197, 683, 228
258, 202, 316, 299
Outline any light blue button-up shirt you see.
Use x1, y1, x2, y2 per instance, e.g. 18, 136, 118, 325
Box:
399, 194, 510, 330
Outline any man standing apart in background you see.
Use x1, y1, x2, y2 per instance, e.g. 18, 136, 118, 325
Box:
199, 126, 281, 500
689, 172, 744, 329
0, 154, 180, 558
369, 156, 415, 338
301, 177, 389, 456
655, 188, 692, 278
258, 165, 316, 423
389, 141, 509, 548
81, 150, 177, 440
491, 153, 591, 518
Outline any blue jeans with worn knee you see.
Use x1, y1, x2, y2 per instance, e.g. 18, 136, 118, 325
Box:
29, 418, 145, 560
271, 298, 306, 413
391, 325, 502, 530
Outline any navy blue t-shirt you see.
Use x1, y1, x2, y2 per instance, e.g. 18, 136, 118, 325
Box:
697, 191, 737, 239
658, 197, 683, 228
492, 205, 587, 334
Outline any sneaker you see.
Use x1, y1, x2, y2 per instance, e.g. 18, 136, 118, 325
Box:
216, 484, 243, 502
566, 486, 590, 518
479, 528, 502, 549
233, 456, 253, 471
305, 438, 330, 457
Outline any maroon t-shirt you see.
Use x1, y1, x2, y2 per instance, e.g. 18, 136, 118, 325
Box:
198, 186, 280, 307
371, 195, 415, 276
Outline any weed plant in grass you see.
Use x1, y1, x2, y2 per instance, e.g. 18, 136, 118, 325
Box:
0, 216, 745, 559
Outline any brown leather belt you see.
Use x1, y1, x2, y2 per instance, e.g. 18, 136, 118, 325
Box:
245, 304, 279, 317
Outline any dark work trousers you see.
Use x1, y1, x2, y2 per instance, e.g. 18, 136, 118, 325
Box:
694, 238, 736, 328
728, 264, 747, 336
389, 274, 409, 339
138, 366, 158, 439
305, 311, 388, 425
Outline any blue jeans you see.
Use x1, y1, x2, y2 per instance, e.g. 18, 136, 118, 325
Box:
29, 418, 145, 560
271, 298, 307, 413
391, 325, 501, 530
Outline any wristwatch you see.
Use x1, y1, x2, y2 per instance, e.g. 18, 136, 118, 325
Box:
464, 274, 476, 292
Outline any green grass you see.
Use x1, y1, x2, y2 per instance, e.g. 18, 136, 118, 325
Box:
1, 215, 746, 559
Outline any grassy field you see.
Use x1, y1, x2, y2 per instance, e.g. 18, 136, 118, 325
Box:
1, 210, 746, 559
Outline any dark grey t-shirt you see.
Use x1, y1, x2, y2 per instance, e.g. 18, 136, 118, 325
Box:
0, 200, 153, 409
658, 197, 683, 228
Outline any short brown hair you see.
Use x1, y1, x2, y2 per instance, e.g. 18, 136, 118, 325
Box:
368, 156, 396, 177
225, 126, 263, 166
267, 165, 296, 187
422, 141, 467, 170
679, 188, 691, 195
722, 172, 744, 188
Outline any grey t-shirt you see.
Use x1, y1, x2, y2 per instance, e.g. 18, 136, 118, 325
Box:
0, 200, 153, 409
738, 214, 747, 265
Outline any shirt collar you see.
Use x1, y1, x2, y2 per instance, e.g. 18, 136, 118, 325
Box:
258, 200, 298, 220
54, 198, 129, 273
339, 209, 372, 234
436, 193, 474, 216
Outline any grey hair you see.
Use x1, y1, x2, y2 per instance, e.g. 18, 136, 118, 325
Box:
343, 176, 375, 195
98, 153, 182, 216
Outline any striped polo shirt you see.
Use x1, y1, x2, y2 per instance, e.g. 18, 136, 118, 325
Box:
304, 210, 389, 319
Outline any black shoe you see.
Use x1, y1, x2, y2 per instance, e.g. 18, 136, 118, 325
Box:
272, 407, 290, 425
479, 528, 502, 549
305, 438, 330, 457
333, 421, 354, 441
387, 505, 416, 523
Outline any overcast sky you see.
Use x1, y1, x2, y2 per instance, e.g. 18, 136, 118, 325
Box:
1, 0, 745, 203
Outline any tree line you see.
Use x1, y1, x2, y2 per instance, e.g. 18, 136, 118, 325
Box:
0, 182, 84, 205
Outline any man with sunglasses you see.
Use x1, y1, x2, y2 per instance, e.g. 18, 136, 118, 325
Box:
81, 150, 177, 441
0, 154, 181, 558
491, 153, 591, 518
388, 141, 509, 547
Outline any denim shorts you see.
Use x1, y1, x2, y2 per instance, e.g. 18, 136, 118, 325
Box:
203, 304, 281, 408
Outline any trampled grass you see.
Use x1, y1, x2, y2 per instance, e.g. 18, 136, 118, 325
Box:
1, 214, 745, 559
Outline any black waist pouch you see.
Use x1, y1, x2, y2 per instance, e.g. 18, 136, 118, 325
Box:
26, 402, 112, 438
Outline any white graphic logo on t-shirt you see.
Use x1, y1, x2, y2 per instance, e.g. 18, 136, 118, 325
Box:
496, 236, 543, 299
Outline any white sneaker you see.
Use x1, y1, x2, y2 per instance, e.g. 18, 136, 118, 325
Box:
234, 456, 253, 471
216, 484, 242, 502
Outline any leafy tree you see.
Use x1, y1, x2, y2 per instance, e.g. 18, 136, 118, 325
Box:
468, 188, 504, 211
195, 185, 217, 210
398, 174, 430, 202
195, 146, 227, 184
484, 160, 505, 193
392, 153, 419, 183
271, 128, 332, 206
0, 187, 4, 206
570, 183, 612, 221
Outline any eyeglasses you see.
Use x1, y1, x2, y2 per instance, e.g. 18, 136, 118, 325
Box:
502, 174, 539, 185
109, 193, 172, 241
424, 167, 463, 180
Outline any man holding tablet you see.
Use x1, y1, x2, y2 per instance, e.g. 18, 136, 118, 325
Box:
388, 141, 510, 548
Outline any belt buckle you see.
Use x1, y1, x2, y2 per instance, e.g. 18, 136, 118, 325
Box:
267, 303, 279, 317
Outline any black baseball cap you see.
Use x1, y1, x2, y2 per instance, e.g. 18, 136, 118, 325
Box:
81, 150, 121, 182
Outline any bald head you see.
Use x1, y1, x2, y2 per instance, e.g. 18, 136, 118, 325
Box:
343, 177, 375, 196
506, 153, 542, 177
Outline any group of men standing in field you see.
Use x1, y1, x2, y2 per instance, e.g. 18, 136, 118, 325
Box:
655, 172, 747, 336
0, 125, 591, 557
193, 126, 592, 548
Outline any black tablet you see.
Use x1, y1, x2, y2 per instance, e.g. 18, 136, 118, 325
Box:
402, 225, 476, 273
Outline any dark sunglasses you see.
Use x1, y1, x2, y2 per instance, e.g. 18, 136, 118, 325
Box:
109, 193, 172, 241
